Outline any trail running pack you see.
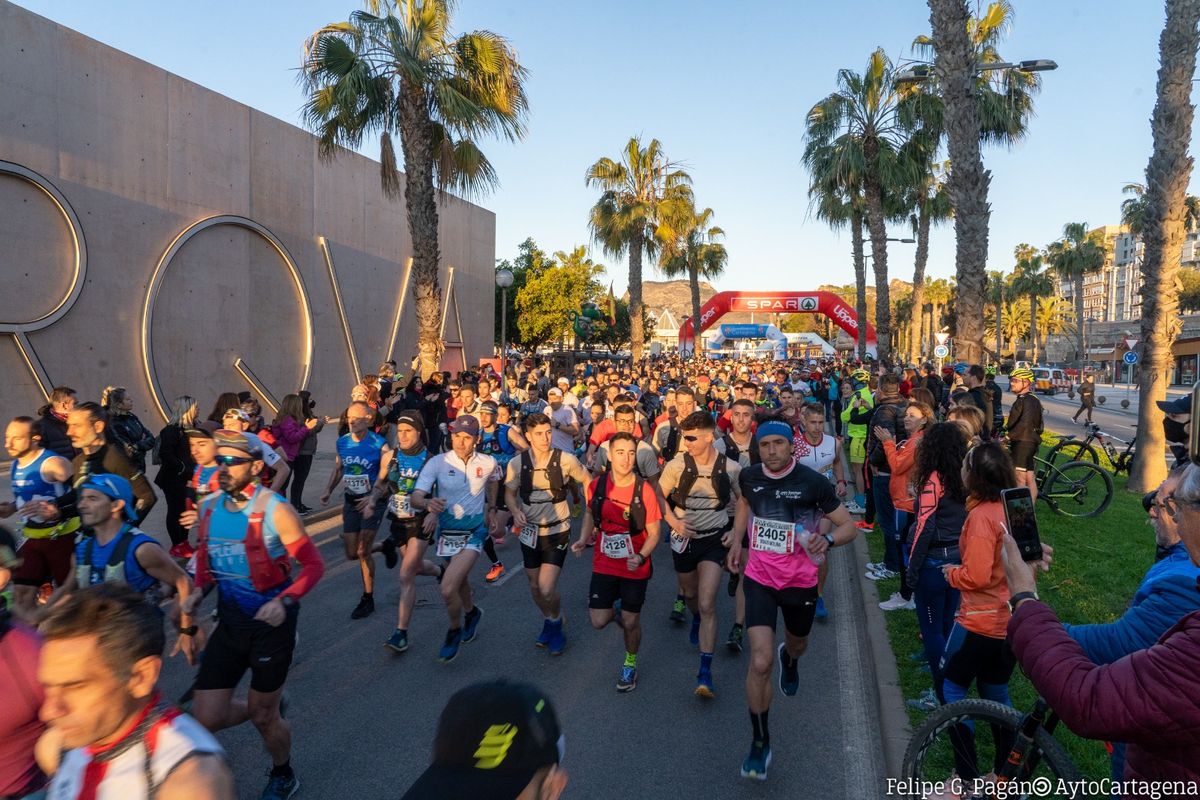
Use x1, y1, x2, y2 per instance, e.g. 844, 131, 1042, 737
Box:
518, 448, 566, 505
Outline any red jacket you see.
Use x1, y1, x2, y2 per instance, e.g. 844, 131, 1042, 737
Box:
1009, 601, 1200, 791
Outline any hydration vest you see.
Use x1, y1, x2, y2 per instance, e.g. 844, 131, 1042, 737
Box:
668, 453, 731, 511
590, 474, 647, 535
75, 525, 156, 591
722, 433, 760, 466
518, 449, 566, 505
194, 488, 290, 593
661, 424, 682, 462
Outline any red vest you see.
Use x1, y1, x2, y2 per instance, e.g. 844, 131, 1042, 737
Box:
194, 487, 290, 593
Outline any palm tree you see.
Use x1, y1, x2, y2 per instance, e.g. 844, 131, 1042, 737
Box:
1036, 296, 1076, 350
659, 203, 728, 362
586, 137, 692, 361
989, 299, 1029, 355
1131, 0, 1200, 493
919, 0, 1044, 363
900, 156, 952, 362
925, 278, 953, 344
1010, 243, 1054, 363
300, 0, 529, 379
985, 270, 1007, 361
805, 48, 915, 365
1121, 182, 1200, 236
1046, 223, 1106, 365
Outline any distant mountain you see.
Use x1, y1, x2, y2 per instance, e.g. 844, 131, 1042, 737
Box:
638, 280, 752, 327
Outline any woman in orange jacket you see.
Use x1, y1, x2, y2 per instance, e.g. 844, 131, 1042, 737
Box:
873, 400, 934, 610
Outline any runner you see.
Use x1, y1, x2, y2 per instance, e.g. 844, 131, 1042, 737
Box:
726, 418, 857, 781
218, 408, 290, 493
505, 412, 590, 656
572, 431, 662, 692
378, 412, 445, 654
660, 411, 740, 697
1004, 368, 1044, 503
37, 584, 234, 799
1, 416, 77, 616
35, 385, 77, 459
792, 401, 851, 621
321, 401, 393, 619
174, 426, 223, 558
654, 386, 708, 624
185, 430, 325, 800
411, 415, 497, 663
477, 400, 529, 583
591, 405, 660, 481
721, 399, 761, 653
67, 402, 158, 521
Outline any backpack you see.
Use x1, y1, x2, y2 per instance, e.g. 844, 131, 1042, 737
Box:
867, 401, 908, 472
668, 453, 731, 512
590, 474, 646, 535
722, 434, 760, 466
518, 449, 566, 505
661, 424, 682, 462
76, 526, 141, 587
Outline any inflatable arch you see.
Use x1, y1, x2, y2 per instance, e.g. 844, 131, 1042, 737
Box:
679, 291, 877, 358
707, 324, 788, 361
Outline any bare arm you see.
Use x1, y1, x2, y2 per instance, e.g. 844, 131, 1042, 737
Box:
157, 754, 236, 800
268, 450, 290, 492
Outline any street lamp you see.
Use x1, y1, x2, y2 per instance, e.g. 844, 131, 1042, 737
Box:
496, 268, 514, 383
895, 59, 1058, 85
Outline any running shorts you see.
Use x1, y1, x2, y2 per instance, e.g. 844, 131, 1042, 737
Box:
743, 576, 818, 637
588, 572, 650, 614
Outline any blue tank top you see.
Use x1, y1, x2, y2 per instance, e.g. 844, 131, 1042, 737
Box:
388, 448, 429, 496
75, 525, 159, 592
10, 449, 67, 526
201, 488, 288, 617
478, 425, 516, 469
337, 431, 387, 497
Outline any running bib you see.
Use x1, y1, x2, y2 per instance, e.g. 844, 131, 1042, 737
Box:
669, 531, 689, 554
600, 533, 633, 559
436, 533, 470, 558
389, 493, 413, 518
750, 517, 795, 555
345, 474, 371, 495
518, 524, 538, 548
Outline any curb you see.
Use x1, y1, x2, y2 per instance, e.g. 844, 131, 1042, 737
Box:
852, 533, 909, 779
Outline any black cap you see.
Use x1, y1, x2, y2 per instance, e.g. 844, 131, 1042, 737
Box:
394, 411, 425, 433
1157, 395, 1192, 415
400, 681, 563, 800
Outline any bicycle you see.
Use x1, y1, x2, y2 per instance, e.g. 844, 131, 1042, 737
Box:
901, 697, 1080, 799
1046, 423, 1136, 475
1034, 455, 1113, 518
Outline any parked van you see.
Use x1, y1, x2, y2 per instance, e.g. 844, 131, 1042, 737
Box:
1033, 366, 1070, 395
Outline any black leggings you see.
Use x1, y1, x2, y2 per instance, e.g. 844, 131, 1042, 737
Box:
161, 482, 188, 546
290, 455, 313, 507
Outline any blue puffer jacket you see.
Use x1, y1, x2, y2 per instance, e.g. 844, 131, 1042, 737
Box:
1065, 543, 1200, 665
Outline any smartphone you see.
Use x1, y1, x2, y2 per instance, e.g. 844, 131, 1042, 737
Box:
1190, 381, 1200, 465
1001, 487, 1043, 562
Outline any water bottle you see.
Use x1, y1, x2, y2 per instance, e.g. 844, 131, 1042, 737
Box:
797, 530, 825, 566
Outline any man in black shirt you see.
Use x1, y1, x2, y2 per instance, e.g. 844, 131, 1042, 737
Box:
1073, 373, 1096, 425
961, 365, 994, 439
65, 402, 157, 523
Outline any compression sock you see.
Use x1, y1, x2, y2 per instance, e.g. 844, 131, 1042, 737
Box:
699, 652, 714, 673
482, 536, 499, 564
750, 710, 770, 747
624, 651, 638, 668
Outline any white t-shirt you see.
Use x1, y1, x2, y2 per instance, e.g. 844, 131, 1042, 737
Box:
548, 404, 579, 452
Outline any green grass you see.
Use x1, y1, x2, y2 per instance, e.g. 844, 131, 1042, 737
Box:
870, 448, 1151, 781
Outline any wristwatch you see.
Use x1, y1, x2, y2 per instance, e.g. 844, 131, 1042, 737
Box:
1008, 591, 1038, 612
823, 533, 835, 547
179, 625, 199, 637
280, 595, 299, 610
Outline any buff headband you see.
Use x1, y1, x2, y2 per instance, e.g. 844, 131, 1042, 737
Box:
756, 420, 794, 443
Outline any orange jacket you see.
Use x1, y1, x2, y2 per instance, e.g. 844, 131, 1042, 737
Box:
883, 430, 924, 513
944, 498, 1010, 639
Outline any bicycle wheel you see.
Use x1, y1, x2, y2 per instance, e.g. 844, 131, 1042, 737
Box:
1046, 440, 1098, 466
1041, 460, 1114, 518
900, 699, 1080, 799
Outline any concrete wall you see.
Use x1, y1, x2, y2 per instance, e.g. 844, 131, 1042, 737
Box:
0, 1, 495, 424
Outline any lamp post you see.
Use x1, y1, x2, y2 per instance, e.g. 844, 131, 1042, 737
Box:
894, 60, 1058, 85
496, 268, 514, 383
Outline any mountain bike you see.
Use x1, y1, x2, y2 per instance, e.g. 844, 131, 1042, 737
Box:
1034, 455, 1113, 517
1047, 423, 1136, 476
900, 697, 1080, 799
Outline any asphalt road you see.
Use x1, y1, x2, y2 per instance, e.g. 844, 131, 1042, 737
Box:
157, 512, 887, 799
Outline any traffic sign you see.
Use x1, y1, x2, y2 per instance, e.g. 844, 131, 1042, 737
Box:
934, 332, 950, 345
1123, 351, 1138, 365
934, 344, 949, 358
1124, 337, 1139, 350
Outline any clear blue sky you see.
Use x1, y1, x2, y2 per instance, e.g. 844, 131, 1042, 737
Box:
12, 0, 1194, 296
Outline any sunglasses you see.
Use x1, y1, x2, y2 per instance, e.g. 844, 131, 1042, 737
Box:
682, 434, 703, 442
215, 454, 256, 466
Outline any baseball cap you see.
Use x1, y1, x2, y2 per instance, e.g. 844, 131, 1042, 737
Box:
449, 415, 480, 436
222, 408, 252, 423
184, 426, 213, 440
395, 411, 425, 433
401, 681, 563, 800
213, 429, 263, 457
546, 387, 563, 398
479, 400, 499, 414
1157, 394, 1192, 415
79, 474, 137, 521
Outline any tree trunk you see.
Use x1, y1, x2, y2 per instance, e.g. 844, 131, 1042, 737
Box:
852, 208, 868, 360
689, 262, 703, 362
929, 0, 989, 365
1029, 295, 1039, 364
864, 144, 892, 366
628, 232, 645, 362
1131, 0, 1200, 492
1074, 273, 1086, 364
909, 205, 931, 363
398, 91, 443, 380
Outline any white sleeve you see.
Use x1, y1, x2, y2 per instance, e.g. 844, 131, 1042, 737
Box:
415, 456, 440, 494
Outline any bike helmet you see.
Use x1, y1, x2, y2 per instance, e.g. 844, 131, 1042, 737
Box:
984, 365, 997, 377
953, 362, 968, 375
851, 369, 870, 382
1010, 368, 1035, 382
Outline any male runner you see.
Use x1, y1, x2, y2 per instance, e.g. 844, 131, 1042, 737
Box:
661, 411, 741, 697
321, 401, 393, 619
220, 408, 290, 492
377, 412, 444, 653
477, 400, 528, 582
172, 426, 223, 557
722, 399, 761, 652
186, 431, 325, 800
592, 405, 660, 480
792, 402, 851, 620
726, 418, 856, 781
1004, 368, 1044, 503
1, 416, 77, 616
572, 432, 662, 692
505, 412, 590, 656
411, 415, 496, 663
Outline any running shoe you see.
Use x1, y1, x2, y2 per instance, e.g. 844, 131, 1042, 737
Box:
740, 741, 772, 781
815, 596, 828, 620
866, 561, 886, 573
694, 669, 715, 699
384, 629, 408, 653
295, 504, 313, 515
726, 624, 744, 653
669, 597, 686, 624
727, 571, 740, 597
350, 593, 375, 619
168, 541, 195, 560
906, 688, 939, 712
617, 665, 637, 693
462, 607, 483, 643
260, 770, 300, 800
535, 618, 552, 648
879, 592, 916, 611
854, 521, 874, 531
381, 536, 398, 570
844, 501, 865, 515
438, 628, 463, 663
546, 619, 566, 656
866, 568, 898, 581
689, 613, 701, 646
485, 562, 506, 583
777, 643, 800, 697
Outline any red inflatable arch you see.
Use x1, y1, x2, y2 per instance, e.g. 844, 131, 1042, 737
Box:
678, 291, 877, 357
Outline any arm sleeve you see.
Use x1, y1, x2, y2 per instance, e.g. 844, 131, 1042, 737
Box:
279, 537, 325, 600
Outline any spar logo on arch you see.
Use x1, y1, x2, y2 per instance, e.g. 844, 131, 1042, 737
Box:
731, 296, 819, 313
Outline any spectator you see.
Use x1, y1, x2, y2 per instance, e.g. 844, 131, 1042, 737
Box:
101, 386, 157, 472
874, 400, 934, 613
154, 394, 198, 551
290, 390, 324, 514
35, 385, 77, 459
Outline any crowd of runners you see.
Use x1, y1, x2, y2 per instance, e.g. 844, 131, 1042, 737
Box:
0, 351, 1081, 798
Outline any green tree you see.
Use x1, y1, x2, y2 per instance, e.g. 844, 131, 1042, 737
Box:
1120, 181, 1200, 236
659, 203, 728, 361
494, 237, 555, 349
1180, 266, 1200, 311
513, 248, 604, 353
1010, 243, 1054, 363
1036, 296, 1076, 346
985, 270, 1007, 361
805, 48, 916, 365
301, 0, 529, 379
1045, 223, 1106, 364
586, 137, 693, 362
986, 298, 1028, 356
900, 156, 952, 362
1131, 0, 1200, 492
925, 277, 953, 347
596, 298, 653, 354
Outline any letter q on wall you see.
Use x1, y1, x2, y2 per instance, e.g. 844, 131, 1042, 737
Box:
141, 214, 315, 421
